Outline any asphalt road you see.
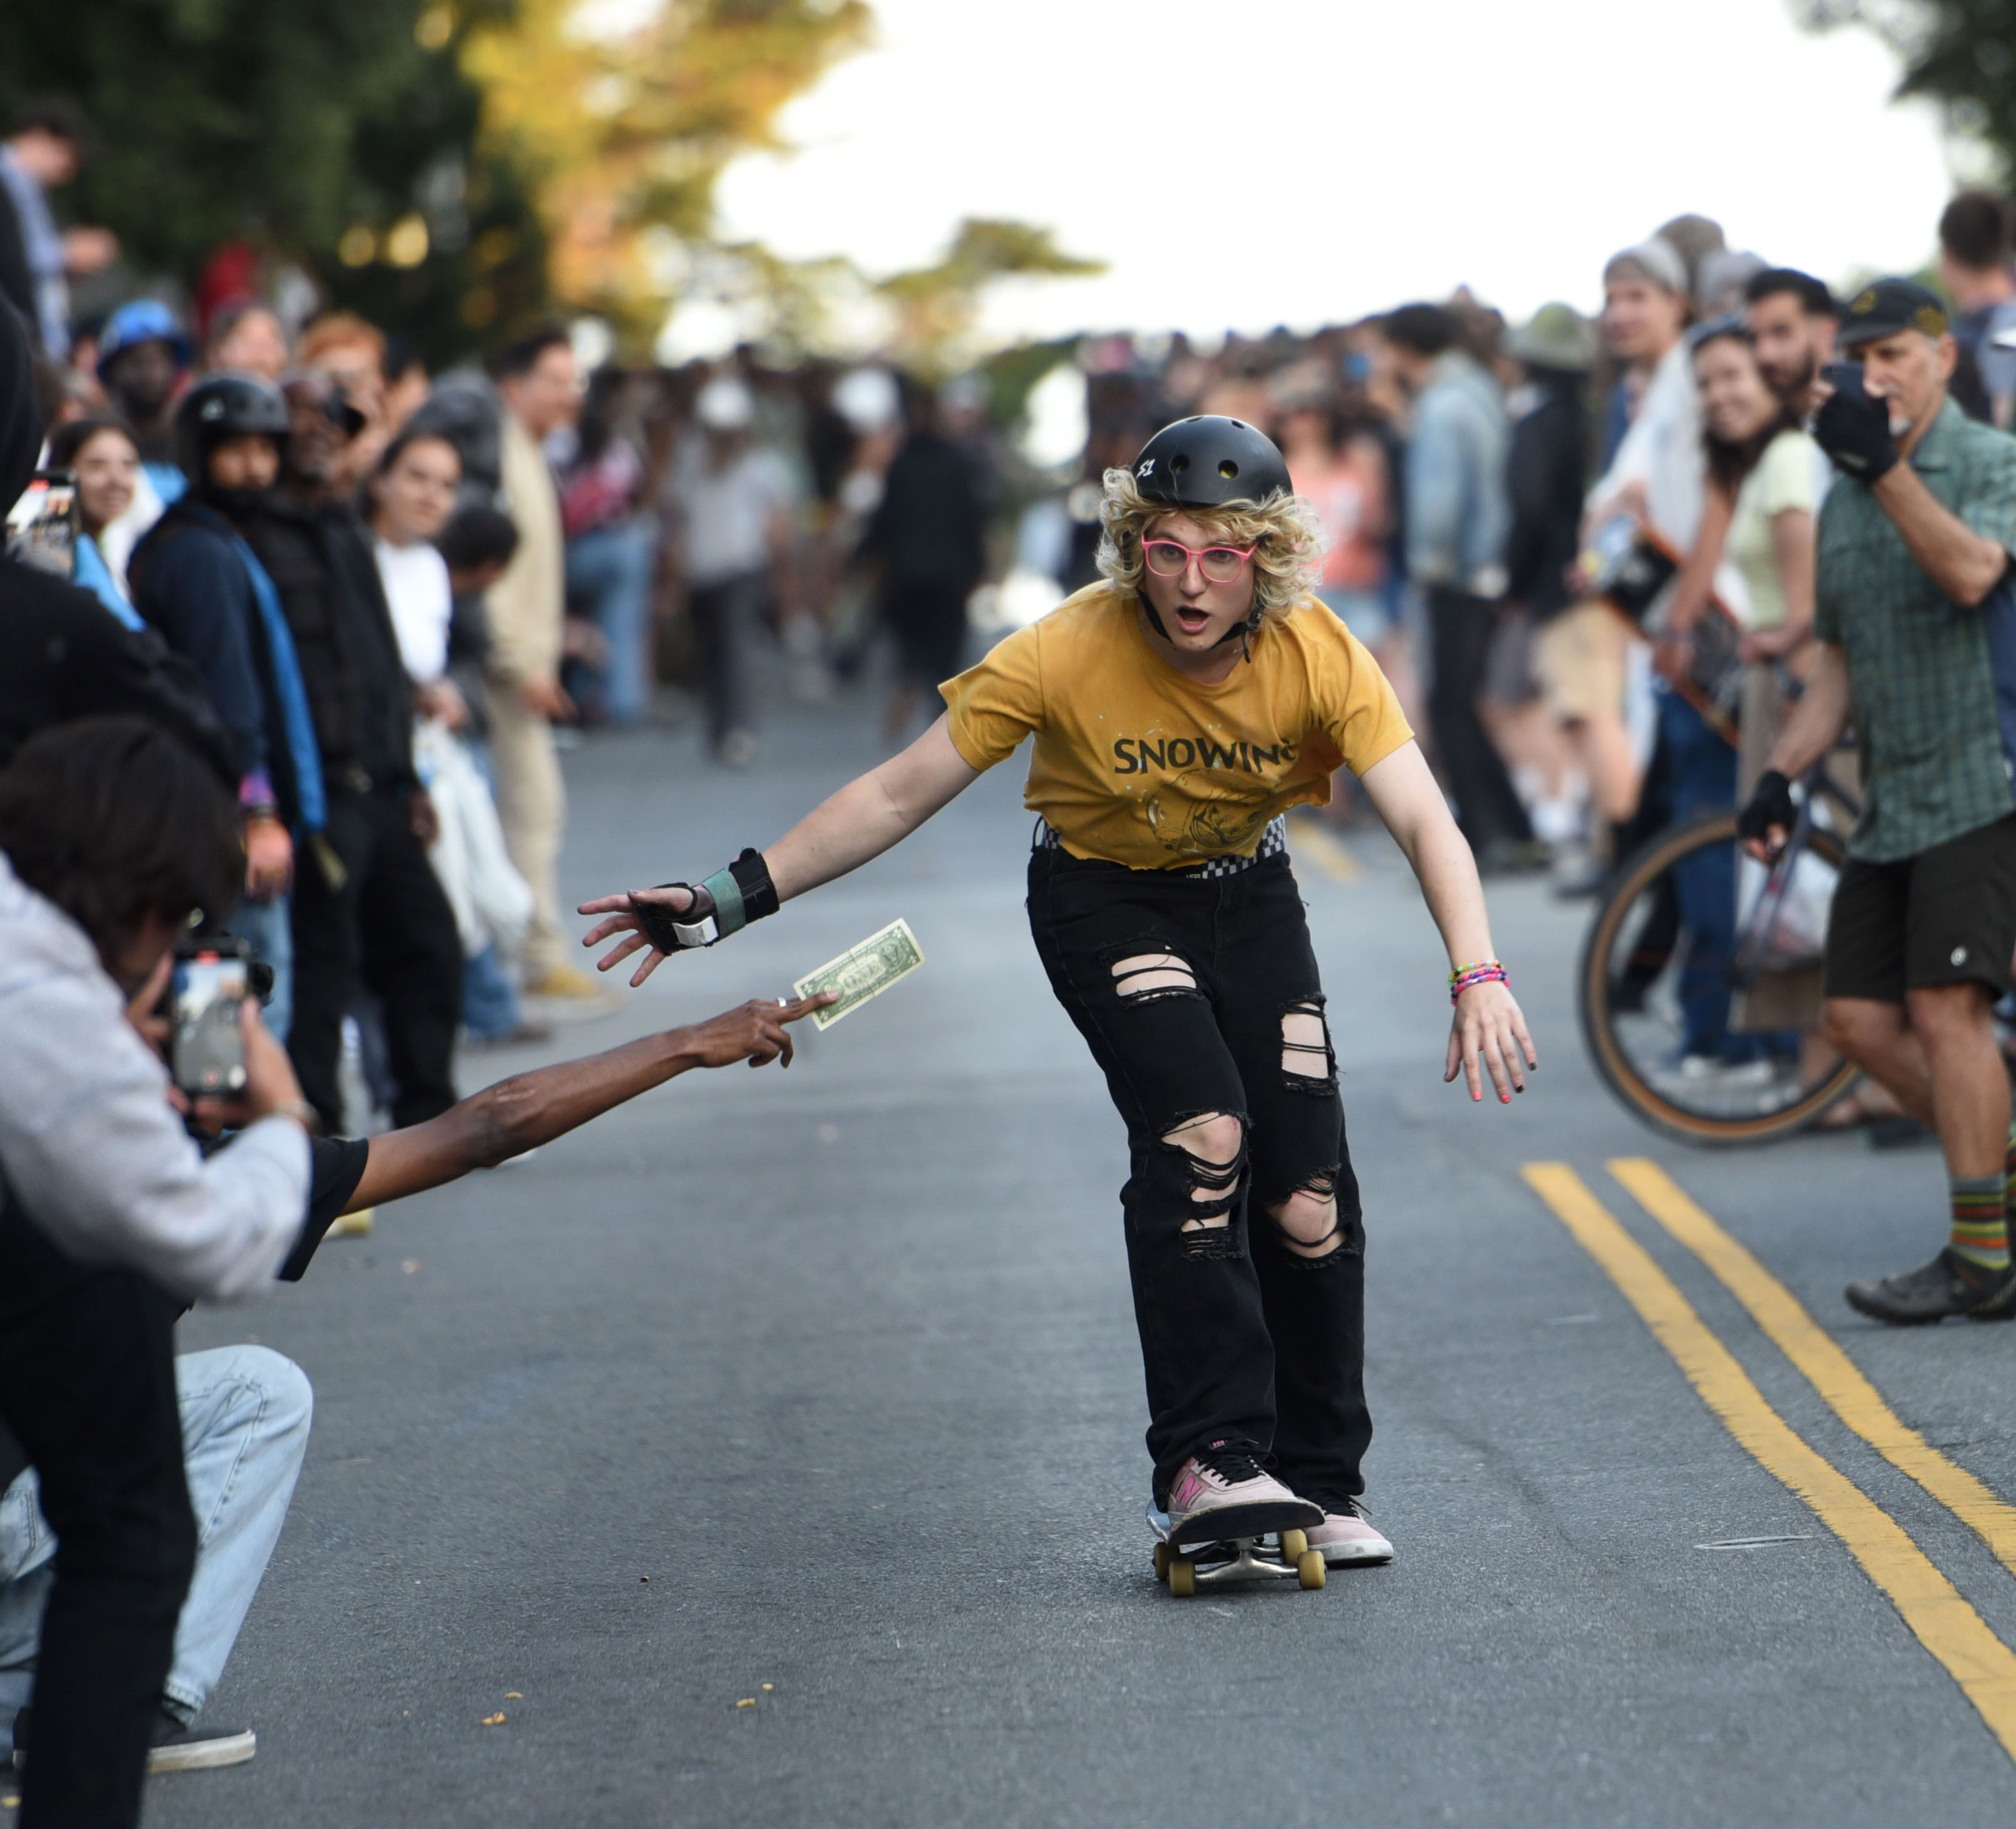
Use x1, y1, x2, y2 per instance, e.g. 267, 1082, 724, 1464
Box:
80, 690, 2016, 1825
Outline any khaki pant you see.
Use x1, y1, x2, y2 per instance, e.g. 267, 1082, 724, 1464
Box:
1533, 599, 1628, 724
487, 687, 566, 981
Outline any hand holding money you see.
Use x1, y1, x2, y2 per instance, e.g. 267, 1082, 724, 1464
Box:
679, 994, 836, 1070
793, 920, 926, 1030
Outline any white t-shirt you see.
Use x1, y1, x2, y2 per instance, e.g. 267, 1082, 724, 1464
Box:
374, 537, 454, 683
667, 438, 793, 588
1592, 338, 1704, 552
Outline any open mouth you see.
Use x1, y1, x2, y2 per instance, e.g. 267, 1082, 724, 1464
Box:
1173, 607, 1213, 636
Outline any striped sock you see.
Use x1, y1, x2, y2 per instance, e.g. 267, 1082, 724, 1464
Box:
2004, 1122, 2016, 1215
1950, 1172, 2010, 1271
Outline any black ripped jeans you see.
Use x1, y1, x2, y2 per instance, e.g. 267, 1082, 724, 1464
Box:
1027, 844, 1370, 1509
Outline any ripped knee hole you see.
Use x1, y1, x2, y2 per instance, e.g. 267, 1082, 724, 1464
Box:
1163, 1112, 1244, 1235
1270, 1176, 1342, 1258
1113, 952, 1199, 1002
1280, 1000, 1333, 1081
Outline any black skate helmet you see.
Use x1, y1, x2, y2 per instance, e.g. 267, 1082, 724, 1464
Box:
173, 373, 291, 484
1130, 415, 1291, 510
1127, 416, 1291, 657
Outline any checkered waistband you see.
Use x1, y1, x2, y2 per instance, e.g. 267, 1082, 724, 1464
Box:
1032, 815, 1288, 879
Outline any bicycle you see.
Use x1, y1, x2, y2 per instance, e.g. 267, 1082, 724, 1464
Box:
1578, 755, 1862, 1145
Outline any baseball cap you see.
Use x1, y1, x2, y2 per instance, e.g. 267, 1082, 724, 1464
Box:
96, 298, 194, 378
1836, 277, 1950, 348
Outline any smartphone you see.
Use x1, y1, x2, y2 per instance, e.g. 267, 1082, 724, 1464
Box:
4, 468, 79, 578
1819, 360, 1870, 405
170, 945, 250, 1098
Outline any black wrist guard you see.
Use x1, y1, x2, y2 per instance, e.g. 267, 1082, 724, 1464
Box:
1737, 769, 1797, 844
631, 849, 779, 955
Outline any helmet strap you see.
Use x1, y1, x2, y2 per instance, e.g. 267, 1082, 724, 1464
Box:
1214, 604, 1263, 663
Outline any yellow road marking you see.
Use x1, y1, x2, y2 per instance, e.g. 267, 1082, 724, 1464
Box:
1285, 812, 1361, 884
1523, 1162, 2016, 1760
1609, 1157, 2016, 1580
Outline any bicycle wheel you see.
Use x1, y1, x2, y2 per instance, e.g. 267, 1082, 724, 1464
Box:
1578, 811, 1859, 1145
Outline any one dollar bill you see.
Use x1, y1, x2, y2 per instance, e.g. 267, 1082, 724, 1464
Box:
793, 919, 926, 1030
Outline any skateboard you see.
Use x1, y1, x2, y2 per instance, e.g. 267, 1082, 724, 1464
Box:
1148, 1502, 1327, 1596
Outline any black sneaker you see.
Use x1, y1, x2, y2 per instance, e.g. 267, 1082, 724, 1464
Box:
9, 1705, 255, 1774
1844, 1248, 2016, 1325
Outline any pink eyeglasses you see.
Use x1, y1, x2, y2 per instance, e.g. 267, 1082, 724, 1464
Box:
1140, 538, 1258, 584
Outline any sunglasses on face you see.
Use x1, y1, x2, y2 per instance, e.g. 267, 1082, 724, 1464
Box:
1140, 538, 1258, 584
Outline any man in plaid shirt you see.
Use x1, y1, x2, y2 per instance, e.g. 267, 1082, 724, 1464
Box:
1741, 277, 2016, 1324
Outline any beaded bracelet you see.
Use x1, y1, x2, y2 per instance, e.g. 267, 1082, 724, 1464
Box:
1448, 960, 1509, 1003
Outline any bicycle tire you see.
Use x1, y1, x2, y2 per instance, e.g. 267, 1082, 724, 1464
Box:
1578, 811, 1859, 1145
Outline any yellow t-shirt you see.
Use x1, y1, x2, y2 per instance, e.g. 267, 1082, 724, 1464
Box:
940, 583, 1413, 870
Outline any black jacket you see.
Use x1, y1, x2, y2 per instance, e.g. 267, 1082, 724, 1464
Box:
1505, 375, 1588, 623
0, 184, 36, 355
0, 294, 235, 781
862, 431, 987, 591
238, 494, 415, 791
130, 498, 325, 827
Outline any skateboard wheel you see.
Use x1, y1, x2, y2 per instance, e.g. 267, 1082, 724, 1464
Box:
1167, 1559, 1197, 1597
1297, 1550, 1326, 1590
1154, 1542, 1171, 1581
1280, 1529, 1308, 1561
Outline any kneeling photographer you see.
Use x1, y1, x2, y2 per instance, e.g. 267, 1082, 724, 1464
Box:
0, 717, 315, 1829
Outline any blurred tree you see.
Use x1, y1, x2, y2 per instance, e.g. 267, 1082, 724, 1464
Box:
877, 219, 1104, 377
0, 0, 548, 367
462, 0, 871, 345
1802, 1, 2016, 166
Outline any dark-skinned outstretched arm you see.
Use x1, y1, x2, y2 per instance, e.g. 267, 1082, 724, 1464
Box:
342, 995, 833, 1213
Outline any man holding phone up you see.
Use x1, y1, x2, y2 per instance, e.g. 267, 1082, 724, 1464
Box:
1738, 279, 2016, 1323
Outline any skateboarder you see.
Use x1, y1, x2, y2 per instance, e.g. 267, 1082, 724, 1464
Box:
580, 417, 1535, 1565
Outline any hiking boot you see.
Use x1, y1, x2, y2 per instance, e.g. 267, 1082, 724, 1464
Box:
10, 1705, 255, 1774
1302, 1498, 1393, 1565
1164, 1439, 1321, 1547
1844, 1248, 2016, 1325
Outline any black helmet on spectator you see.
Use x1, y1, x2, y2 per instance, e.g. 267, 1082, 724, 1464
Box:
1130, 415, 1291, 511
172, 373, 290, 483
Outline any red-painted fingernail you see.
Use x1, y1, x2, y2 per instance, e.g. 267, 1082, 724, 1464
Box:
1500, 1092, 1510, 1103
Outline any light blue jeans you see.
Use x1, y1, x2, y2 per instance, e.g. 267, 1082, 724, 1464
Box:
0, 1346, 313, 1740
234, 893, 294, 1044
566, 521, 656, 725
463, 943, 522, 1040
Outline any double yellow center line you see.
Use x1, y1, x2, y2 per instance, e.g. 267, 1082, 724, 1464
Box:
1524, 1159, 2016, 1761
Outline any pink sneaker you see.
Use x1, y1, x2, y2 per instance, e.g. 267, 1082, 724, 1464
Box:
1165, 1440, 1322, 1547
1305, 1499, 1393, 1565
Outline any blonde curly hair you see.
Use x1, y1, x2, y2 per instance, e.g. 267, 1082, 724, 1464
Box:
1095, 466, 1324, 619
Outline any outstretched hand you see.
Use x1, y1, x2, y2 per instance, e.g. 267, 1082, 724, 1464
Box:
682, 994, 837, 1070
578, 885, 698, 987
1444, 980, 1537, 1104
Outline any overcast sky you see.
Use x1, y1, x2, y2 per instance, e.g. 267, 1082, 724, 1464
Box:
713, 0, 1962, 340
